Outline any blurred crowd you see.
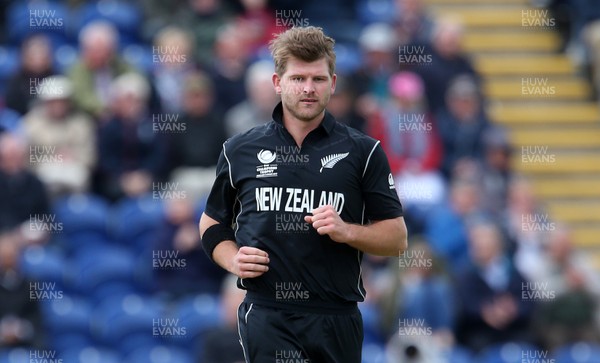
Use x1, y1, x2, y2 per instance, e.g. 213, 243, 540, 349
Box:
0, 0, 599, 362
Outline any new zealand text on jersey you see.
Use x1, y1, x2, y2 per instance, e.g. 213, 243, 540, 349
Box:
255, 187, 345, 214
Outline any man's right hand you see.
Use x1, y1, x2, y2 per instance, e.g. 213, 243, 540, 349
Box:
230, 246, 270, 278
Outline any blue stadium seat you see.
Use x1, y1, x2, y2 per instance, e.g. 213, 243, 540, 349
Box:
20, 245, 66, 288
53, 44, 79, 73
6, 2, 69, 45
168, 293, 222, 356
334, 43, 363, 75
124, 345, 194, 363
53, 194, 111, 253
65, 245, 137, 299
109, 196, 164, 252
478, 342, 541, 363
356, 0, 396, 25
41, 295, 94, 351
122, 44, 155, 74
362, 343, 386, 363
0, 47, 20, 96
0, 348, 29, 363
60, 346, 122, 363
359, 303, 385, 345
69, 1, 142, 47
90, 293, 164, 355
553, 342, 600, 363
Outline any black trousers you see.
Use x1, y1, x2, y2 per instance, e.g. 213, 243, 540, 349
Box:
237, 302, 363, 363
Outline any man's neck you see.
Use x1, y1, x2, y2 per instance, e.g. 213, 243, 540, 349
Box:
282, 109, 324, 147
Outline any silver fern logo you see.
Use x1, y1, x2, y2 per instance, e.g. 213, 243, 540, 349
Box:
319, 152, 349, 173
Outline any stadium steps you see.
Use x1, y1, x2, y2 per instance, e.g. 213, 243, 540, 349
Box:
425, 0, 600, 267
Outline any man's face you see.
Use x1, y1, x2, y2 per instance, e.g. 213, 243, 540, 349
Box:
273, 57, 336, 124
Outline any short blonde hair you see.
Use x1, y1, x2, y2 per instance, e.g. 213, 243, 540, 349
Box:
269, 26, 336, 76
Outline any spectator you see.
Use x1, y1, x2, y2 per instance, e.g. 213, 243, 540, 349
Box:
481, 127, 513, 217
168, 72, 226, 202
200, 274, 246, 363
534, 226, 600, 351
436, 75, 490, 178
454, 222, 534, 352
150, 26, 198, 114
68, 21, 136, 121
393, 0, 435, 46
209, 24, 251, 112
96, 73, 167, 201
350, 23, 399, 119
0, 102, 20, 135
0, 239, 44, 349
425, 178, 483, 272
502, 177, 551, 283
179, 0, 234, 67
235, 0, 279, 57
153, 198, 226, 298
224, 60, 277, 137
368, 71, 444, 232
0, 134, 49, 234
327, 76, 367, 133
22, 76, 96, 196
5, 34, 56, 116
415, 17, 478, 113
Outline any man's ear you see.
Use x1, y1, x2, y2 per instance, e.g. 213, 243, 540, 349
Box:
272, 72, 282, 94
330, 73, 337, 94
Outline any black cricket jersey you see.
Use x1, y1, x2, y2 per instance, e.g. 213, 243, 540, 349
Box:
204, 102, 403, 310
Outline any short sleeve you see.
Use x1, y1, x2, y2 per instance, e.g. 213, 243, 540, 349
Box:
361, 141, 403, 221
204, 143, 238, 225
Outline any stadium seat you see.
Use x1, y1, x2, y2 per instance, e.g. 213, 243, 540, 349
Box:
553, 342, 600, 363
478, 342, 542, 363
362, 342, 386, 363
124, 345, 195, 363
356, 0, 396, 25
122, 44, 155, 74
90, 293, 164, 355
53, 194, 111, 253
0, 348, 29, 363
0, 47, 20, 96
20, 245, 66, 288
41, 295, 94, 351
109, 196, 164, 252
69, 1, 143, 47
65, 245, 138, 299
60, 346, 122, 363
6, 2, 69, 45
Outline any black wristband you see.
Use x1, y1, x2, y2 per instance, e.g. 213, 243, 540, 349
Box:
201, 223, 236, 262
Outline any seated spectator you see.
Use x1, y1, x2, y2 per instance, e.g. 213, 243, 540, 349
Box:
425, 178, 483, 272
534, 226, 600, 351
368, 71, 444, 233
167, 72, 227, 202
224, 60, 277, 137
0, 238, 44, 349
414, 17, 479, 113
209, 24, 251, 112
349, 23, 398, 119
68, 21, 136, 121
153, 198, 226, 298
96, 73, 167, 201
393, 0, 436, 46
436, 75, 490, 178
5, 34, 56, 116
179, 0, 234, 68
454, 222, 534, 352
22, 76, 96, 196
200, 274, 246, 363
0, 134, 49, 235
150, 26, 198, 114
235, 0, 279, 57
502, 177, 551, 283
480, 126, 513, 217
327, 76, 367, 133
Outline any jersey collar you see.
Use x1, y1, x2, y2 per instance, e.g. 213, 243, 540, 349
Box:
272, 102, 336, 136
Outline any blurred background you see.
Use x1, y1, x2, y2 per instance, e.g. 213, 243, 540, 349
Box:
0, 0, 599, 362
